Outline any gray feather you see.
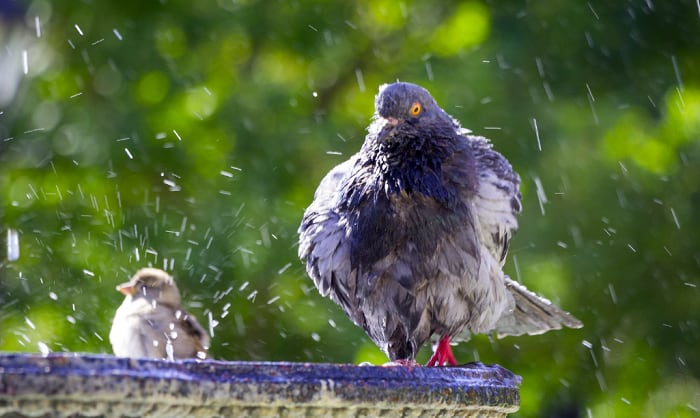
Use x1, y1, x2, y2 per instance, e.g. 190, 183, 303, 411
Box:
494, 277, 584, 337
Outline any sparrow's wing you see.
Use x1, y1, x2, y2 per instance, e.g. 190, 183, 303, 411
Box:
176, 309, 210, 358
145, 305, 209, 359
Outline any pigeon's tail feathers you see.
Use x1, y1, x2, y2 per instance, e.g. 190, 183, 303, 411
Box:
494, 277, 583, 338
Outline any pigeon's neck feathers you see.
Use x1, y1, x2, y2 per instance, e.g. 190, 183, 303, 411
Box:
364, 122, 462, 203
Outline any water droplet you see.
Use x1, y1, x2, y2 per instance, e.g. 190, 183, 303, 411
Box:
531, 118, 542, 151
165, 339, 174, 361
25, 317, 36, 330
6, 229, 19, 261
22, 50, 28, 75
277, 263, 292, 275
38, 342, 50, 356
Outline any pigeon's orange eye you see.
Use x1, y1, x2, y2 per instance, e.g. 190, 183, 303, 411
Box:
410, 102, 421, 116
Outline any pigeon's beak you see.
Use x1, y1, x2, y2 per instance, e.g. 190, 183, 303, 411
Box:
374, 116, 401, 142
384, 116, 399, 126
116, 282, 136, 296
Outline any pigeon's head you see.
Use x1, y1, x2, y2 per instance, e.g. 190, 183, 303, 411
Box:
116, 268, 181, 307
373, 82, 454, 135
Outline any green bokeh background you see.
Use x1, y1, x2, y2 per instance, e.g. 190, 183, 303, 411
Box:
1, 1, 699, 416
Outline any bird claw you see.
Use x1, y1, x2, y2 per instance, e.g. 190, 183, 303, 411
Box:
382, 359, 420, 367
426, 336, 458, 367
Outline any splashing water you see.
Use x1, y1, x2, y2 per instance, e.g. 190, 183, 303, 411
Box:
7, 229, 19, 261
165, 338, 175, 361
532, 176, 548, 215
38, 342, 50, 356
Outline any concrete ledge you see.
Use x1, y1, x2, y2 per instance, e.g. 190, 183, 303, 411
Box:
0, 353, 520, 417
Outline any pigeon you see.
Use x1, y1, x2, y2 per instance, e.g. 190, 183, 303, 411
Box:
298, 82, 582, 366
109, 268, 210, 360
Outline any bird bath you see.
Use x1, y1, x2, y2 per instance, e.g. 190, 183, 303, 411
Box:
0, 353, 520, 417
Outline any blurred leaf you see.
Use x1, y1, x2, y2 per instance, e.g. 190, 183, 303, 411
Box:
430, 2, 490, 56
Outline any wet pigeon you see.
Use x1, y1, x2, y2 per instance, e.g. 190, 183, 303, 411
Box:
109, 268, 209, 360
298, 82, 582, 366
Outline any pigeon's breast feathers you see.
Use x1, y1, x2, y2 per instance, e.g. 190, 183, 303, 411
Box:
335, 83, 480, 275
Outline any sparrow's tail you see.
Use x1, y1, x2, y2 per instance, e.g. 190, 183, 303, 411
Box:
493, 276, 583, 337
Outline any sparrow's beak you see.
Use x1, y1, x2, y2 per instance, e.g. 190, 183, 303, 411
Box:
116, 283, 136, 296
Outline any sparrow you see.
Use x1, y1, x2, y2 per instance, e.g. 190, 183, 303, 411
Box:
298, 82, 582, 366
109, 267, 210, 360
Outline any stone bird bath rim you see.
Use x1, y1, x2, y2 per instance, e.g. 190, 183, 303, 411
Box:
0, 352, 521, 417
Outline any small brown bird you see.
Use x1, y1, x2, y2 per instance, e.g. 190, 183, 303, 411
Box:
109, 268, 210, 360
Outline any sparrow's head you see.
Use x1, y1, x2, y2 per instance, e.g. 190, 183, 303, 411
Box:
116, 268, 182, 307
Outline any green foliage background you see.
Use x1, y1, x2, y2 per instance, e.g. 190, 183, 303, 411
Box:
1, 1, 699, 416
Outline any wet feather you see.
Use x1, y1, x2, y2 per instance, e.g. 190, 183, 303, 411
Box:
299, 82, 582, 362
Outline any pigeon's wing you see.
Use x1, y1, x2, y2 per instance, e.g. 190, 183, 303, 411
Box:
466, 135, 583, 335
298, 156, 364, 326
467, 135, 521, 266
